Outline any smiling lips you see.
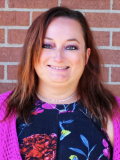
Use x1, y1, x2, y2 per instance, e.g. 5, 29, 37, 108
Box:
48, 65, 69, 70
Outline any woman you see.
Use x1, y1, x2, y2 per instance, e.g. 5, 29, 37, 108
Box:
0, 6, 120, 160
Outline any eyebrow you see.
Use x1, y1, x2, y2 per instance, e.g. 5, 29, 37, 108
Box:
44, 37, 80, 44
44, 37, 52, 40
66, 38, 80, 44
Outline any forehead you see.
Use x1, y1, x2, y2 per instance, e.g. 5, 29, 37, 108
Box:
44, 17, 84, 40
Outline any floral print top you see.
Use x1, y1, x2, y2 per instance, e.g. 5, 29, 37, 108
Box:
16, 98, 113, 160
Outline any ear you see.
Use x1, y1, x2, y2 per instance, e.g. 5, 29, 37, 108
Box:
85, 48, 91, 65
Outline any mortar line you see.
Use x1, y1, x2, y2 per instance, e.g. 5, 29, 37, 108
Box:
5, 27, 7, 44
97, 46, 120, 50
0, 8, 48, 11
75, 9, 119, 13
0, 26, 29, 29
110, 0, 113, 10
0, 8, 120, 13
91, 28, 120, 32
0, 62, 19, 65
109, 67, 111, 82
5, 0, 8, 9
0, 44, 23, 47
58, 0, 61, 6
4, 64, 7, 80
103, 82, 120, 85
110, 31, 112, 47
104, 64, 120, 67
30, 11, 32, 26
0, 80, 18, 83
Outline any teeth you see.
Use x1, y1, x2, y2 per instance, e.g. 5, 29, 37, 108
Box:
50, 66, 68, 69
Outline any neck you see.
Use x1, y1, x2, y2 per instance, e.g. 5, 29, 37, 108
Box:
37, 82, 79, 104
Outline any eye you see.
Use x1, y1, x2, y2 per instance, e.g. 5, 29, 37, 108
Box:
42, 44, 52, 49
66, 46, 78, 50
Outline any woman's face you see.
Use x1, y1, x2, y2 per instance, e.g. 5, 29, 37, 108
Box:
34, 17, 90, 89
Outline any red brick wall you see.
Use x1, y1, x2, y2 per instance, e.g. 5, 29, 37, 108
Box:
0, 0, 120, 97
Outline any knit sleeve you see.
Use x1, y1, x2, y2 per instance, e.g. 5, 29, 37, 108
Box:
0, 91, 22, 160
0, 91, 12, 120
113, 97, 120, 160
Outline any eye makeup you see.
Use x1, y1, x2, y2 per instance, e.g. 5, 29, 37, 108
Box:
65, 45, 78, 50
42, 44, 53, 49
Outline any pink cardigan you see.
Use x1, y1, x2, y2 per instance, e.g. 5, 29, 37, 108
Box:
0, 91, 120, 160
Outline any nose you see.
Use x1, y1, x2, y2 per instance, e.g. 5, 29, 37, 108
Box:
53, 49, 64, 62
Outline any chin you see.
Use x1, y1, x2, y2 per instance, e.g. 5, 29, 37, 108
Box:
49, 75, 70, 82
51, 79, 68, 83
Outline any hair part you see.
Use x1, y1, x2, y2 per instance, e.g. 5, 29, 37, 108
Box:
3, 6, 119, 128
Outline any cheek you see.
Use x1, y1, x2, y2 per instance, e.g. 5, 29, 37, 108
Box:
39, 51, 51, 64
34, 61, 43, 77
75, 58, 86, 79
71, 55, 86, 80
70, 53, 86, 67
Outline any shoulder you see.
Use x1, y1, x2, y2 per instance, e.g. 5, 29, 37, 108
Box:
115, 96, 120, 107
113, 95, 120, 119
112, 96, 120, 127
113, 96, 120, 118
106, 96, 120, 147
0, 90, 12, 105
112, 96, 120, 158
0, 90, 13, 119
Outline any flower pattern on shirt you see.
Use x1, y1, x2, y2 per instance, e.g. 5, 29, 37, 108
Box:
20, 133, 57, 160
17, 99, 113, 160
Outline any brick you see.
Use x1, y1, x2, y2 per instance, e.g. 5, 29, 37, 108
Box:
105, 84, 120, 97
61, 0, 110, 9
0, 0, 5, 8
92, 31, 110, 46
100, 49, 120, 64
32, 12, 43, 22
0, 11, 30, 26
111, 67, 120, 82
85, 13, 120, 28
7, 65, 18, 80
0, 83, 17, 94
101, 67, 109, 82
9, 0, 58, 8
8, 29, 27, 44
0, 65, 4, 79
113, 0, 120, 10
0, 29, 5, 43
112, 32, 120, 46
0, 47, 22, 62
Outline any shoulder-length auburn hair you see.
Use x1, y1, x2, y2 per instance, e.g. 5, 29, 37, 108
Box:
4, 6, 119, 128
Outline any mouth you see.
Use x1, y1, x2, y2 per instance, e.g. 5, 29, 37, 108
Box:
48, 65, 69, 70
